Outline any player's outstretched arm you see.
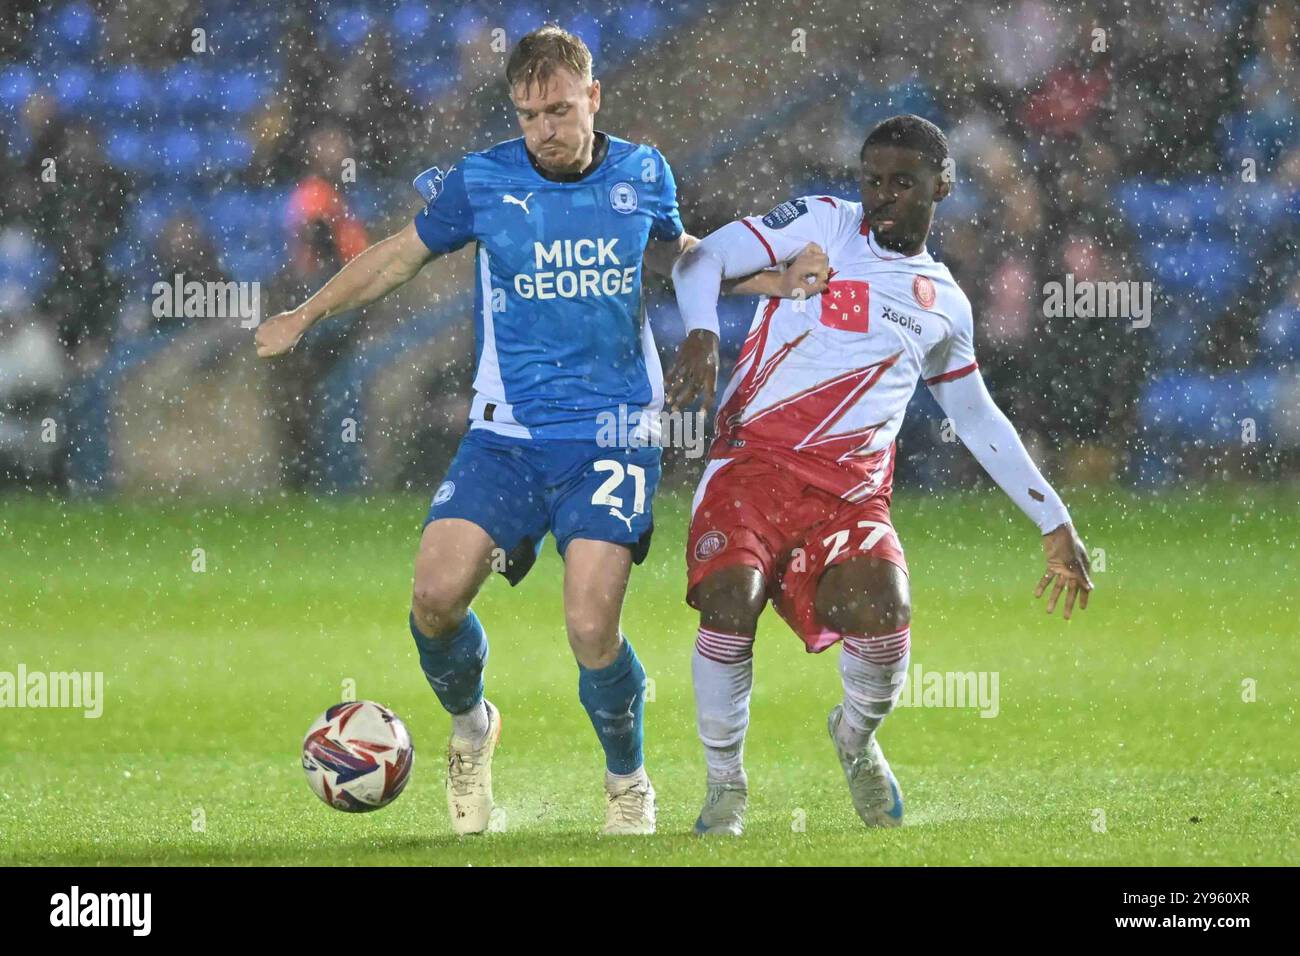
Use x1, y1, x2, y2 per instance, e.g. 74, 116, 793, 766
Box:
254, 222, 436, 358
643, 232, 696, 278
667, 219, 831, 414
1038, 522, 1093, 618
725, 243, 830, 299
929, 369, 1094, 619
647, 229, 829, 300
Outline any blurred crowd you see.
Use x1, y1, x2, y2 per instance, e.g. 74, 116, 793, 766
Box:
0, 0, 1296, 491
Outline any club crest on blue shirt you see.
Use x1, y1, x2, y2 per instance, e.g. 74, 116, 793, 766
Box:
413, 165, 448, 205
609, 181, 638, 214
761, 198, 808, 228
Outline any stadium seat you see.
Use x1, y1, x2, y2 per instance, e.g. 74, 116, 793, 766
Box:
104, 235, 150, 287
201, 187, 288, 249
795, 175, 865, 203
1140, 370, 1277, 443
566, 12, 603, 59
327, 7, 377, 52
216, 3, 279, 64
1144, 235, 1248, 299
1218, 109, 1299, 169
221, 245, 287, 284
1152, 302, 1204, 369
160, 64, 212, 119
53, 3, 98, 48
32, 2, 99, 64
215, 71, 273, 115
104, 127, 152, 174
1260, 304, 1300, 362
849, 81, 942, 130
205, 132, 254, 174
159, 129, 202, 176
391, 1, 436, 42
1115, 179, 1234, 233
1139, 373, 1221, 440
203, 190, 261, 239
0, 229, 55, 310
617, 4, 664, 42
397, 60, 460, 104
50, 63, 94, 110
104, 65, 158, 118
131, 188, 176, 240
508, 4, 546, 34
0, 65, 37, 111
1249, 183, 1300, 230
339, 182, 386, 223
452, 7, 490, 43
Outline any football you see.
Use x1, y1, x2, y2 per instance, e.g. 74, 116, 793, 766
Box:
302, 701, 414, 812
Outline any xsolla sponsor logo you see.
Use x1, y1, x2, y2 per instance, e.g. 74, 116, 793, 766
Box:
50, 886, 151, 936
880, 304, 923, 335
514, 239, 637, 299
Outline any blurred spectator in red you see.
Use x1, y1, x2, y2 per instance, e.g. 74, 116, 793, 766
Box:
1023, 59, 1110, 139
269, 126, 372, 490
286, 126, 369, 284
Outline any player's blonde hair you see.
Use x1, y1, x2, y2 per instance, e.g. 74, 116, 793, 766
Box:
506, 25, 593, 96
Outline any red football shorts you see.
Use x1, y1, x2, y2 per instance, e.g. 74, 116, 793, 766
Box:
686, 455, 908, 653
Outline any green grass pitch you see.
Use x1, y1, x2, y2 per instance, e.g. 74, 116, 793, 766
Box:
1, 484, 1296, 866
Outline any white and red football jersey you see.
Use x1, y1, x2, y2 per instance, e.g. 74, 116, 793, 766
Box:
707, 195, 978, 502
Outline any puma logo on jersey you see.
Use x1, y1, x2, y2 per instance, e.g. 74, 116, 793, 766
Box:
502, 192, 533, 214
608, 507, 636, 532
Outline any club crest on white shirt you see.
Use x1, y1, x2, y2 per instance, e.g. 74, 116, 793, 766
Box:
913, 275, 937, 309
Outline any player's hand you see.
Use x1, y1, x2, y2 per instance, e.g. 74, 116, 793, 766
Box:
665, 329, 719, 418
778, 243, 830, 299
254, 309, 312, 358
1035, 523, 1094, 620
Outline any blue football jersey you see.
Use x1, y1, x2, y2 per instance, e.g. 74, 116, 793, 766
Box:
412, 132, 684, 441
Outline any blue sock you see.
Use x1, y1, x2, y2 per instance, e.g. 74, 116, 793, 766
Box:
410, 610, 487, 715
578, 636, 646, 775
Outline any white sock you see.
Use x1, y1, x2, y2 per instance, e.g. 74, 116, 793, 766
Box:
605, 765, 648, 791
692, 627, 755, 785
838, 628, 911, 754
451, 699, 489, 744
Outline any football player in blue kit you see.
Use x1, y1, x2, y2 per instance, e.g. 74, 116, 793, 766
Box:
256, 25, 828, 835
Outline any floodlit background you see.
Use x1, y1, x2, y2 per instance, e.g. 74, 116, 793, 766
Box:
1, 0, 1296, 495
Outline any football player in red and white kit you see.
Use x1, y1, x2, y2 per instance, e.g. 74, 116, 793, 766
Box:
666, 115, 1094, 834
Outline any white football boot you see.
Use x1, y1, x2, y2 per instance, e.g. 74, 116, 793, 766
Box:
601, 767, 656, 835
446, 699, 501, 836
827, 704, 904, 827
693, 772, 748, 836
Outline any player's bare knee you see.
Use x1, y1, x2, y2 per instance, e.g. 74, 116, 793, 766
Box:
817, 561, 911, 636
411, 576, 472, 637
822, 591, 910, 636
565, 614, 621, 667
693, 565, 765, 636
